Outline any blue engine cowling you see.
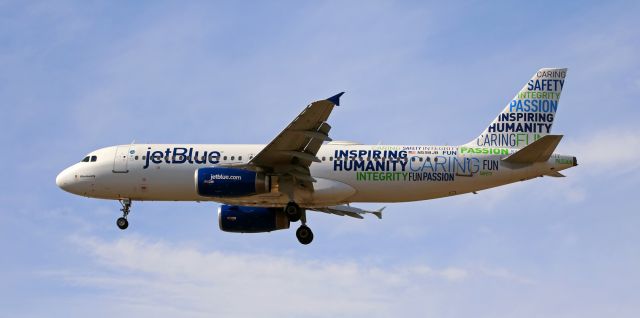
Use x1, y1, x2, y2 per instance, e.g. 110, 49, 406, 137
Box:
218, 205, 290, 233
195, 167, 270, 197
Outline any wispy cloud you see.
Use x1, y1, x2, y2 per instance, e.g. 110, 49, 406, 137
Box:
563, 128, 640, 175
39, 235, 544, 318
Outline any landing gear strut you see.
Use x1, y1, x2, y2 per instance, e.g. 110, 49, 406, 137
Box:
295, 208, 313, 245
117, 198, 131, 230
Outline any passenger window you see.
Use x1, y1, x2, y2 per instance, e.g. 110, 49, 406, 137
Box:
135, 155, 139, 160
223, 156, 228, 161
411, 157, 416, 162
142, 156, 146, 160
238, 156, 242, 161
329, 157, 333, 161
231, 156, 235, 160
90, 155, 97, 162
82, 156, 89, 162
419, 157, 423, 162
322, 156, 326, 161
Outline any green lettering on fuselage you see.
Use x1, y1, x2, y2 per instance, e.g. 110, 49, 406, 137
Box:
458, 147, 509, 155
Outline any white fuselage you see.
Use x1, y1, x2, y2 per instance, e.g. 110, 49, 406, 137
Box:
56, 143, 575, 208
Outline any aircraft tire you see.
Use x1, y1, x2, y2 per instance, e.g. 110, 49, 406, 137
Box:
116, 217, 129, 230
296, 225, 313, 245
285, 202, 301, 222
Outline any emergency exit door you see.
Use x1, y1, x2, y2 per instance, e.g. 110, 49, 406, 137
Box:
113, 145, 131, 173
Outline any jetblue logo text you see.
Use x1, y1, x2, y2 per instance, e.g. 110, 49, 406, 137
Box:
144, 147, 221, 169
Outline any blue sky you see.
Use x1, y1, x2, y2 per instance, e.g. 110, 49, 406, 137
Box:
1, 1, 640, 317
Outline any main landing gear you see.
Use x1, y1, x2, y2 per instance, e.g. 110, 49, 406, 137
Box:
117, 198, 131, 230
285, 201, 302, 222
296, 225, 313, 245
285, 202, 314, 245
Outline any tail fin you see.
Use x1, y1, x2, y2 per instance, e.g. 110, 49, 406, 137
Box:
465, 68, 567, 149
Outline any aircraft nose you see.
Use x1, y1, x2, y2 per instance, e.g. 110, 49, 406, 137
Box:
56, 168, 73, 192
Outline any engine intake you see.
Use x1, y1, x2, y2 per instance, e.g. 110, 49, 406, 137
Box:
218, 205, 290, 233
196, 167, 270, 197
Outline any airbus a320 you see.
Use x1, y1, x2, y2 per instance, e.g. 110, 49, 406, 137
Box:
56, 68, 577, 245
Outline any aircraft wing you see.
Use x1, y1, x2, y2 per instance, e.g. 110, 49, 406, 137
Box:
250, 92, 344, 183
311, 205, 384, 219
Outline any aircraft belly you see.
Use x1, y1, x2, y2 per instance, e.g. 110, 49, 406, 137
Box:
318, 164, 543, 203
310, 177, 356, 203
204, 178, 355, 207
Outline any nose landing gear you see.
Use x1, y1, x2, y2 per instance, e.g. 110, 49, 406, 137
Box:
117, 199, 131, 230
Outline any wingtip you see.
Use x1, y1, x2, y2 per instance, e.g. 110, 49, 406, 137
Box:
326, 92, 345, 106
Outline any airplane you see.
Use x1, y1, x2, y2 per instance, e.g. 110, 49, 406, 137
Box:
56, 68, 577, 245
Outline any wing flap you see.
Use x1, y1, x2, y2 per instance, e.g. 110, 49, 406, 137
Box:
280, 150, 321, 163
312, 205, 384, 220
297, 129, 332, 142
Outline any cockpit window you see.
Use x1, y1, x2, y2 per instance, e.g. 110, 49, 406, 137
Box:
90, 155, 97, 162
82, 156, 90, 162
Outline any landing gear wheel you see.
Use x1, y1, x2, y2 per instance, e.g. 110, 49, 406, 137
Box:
285, 202, 301, 222
116, 217, 129, 230
296, 225, 314, 245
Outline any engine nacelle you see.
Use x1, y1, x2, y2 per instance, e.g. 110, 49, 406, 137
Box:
218, 205, 290, 233
195, 167, 270, 197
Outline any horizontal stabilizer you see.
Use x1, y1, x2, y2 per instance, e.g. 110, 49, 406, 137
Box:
545, 171, 566, 177
503, 135, 563, 164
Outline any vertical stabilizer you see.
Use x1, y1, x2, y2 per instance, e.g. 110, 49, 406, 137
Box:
465, 68, 567, 149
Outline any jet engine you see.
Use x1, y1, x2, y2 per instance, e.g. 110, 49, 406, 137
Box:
195, 167, 270, 197
218, 205, 290, 233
